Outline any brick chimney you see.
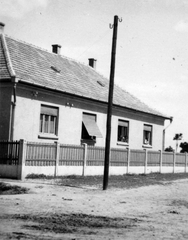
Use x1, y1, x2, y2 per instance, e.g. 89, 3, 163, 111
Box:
52, 44, 61, 54
88, 58, 97, 69
0, 22, 5, 34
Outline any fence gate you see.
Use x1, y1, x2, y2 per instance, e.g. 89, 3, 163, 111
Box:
0, 141, 20, 179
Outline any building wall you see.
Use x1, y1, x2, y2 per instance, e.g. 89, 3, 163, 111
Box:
0, 82, 12, 140
13, 83, 165, 150
112, 107, 164, 150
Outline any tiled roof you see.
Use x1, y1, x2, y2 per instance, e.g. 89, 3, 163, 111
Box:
0, 34, 170, 119
0, 35, 11, 79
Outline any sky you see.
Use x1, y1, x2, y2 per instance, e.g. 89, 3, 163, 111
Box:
1, 0, 188, 151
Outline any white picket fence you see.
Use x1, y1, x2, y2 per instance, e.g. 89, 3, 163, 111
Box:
0, 140, 187, 179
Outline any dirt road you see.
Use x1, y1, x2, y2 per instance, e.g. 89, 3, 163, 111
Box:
0, 177, 188, 239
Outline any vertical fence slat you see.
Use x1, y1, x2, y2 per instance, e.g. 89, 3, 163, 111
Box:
173, 151, 176, 173
145, 149, 148, 174
160, 150, 162, 173
25, 142, 56, 166
130, 149, 145, 166
127, 148, 130, 174
0, 141, 20, 165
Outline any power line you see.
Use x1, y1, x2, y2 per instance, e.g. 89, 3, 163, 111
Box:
78, 28, 110, 59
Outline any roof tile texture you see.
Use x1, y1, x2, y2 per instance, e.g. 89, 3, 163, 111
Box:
0, 36, 11, 79
1, 35, 168, 118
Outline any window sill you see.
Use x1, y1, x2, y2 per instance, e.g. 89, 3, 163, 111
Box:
38, 134, 59, 140
142, 144, 152, 149
81, 139, 96, 146
117, 142, 129, 147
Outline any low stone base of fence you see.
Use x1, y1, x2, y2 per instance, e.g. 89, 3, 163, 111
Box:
22, 165, 187, 179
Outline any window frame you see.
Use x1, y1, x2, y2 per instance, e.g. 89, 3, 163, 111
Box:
38, 105, 59, 139
81, 112, 97, 143
143, 124, 152, 147
117, 119, 129, 145
81, 112, 103, 145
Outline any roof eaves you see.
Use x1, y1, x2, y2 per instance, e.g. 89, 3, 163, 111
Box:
113, 103, 171, 120
0, 77, 12, 81
19, 79, 170, 119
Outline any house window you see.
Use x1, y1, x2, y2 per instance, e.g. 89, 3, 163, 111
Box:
81, 113, 102, 144
143, 124, 152, 145
117, 120, 129, 143
40, 105, 58, 135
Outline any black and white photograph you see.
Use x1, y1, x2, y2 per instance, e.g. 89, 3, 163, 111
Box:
0, 0, 188, 239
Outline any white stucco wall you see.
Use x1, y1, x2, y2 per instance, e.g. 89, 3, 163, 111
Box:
13, 84, 165, 151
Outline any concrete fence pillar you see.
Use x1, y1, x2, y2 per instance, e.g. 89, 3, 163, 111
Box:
82, 143, 87, 176
17, 139, 27, 180
54, 142, 60, 177
126, 148, 130, 174
159, 150, 163, 173
144, 149, 148, 174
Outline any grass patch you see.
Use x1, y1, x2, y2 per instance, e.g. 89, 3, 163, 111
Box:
0, 182, 29, 195
25, 172, 188, 189
25, 173, 54, 179
12, 213, 139, 234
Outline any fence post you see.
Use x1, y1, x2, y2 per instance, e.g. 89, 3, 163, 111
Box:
82, 143, 87, 176
144, 149, 148, 174
173, 151, 176, 173
17, 139, 27, 180
159, 150, 163, 173
126, 148, 130, 174
185, 152, 187, 173
55, 142, 60, 177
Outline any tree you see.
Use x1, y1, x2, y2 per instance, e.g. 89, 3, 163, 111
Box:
173, 133, 183, 152
180, 142, 188, 153
165, 146, 174, 152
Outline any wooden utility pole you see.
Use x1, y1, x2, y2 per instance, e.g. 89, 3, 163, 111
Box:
103, 15, 122, 190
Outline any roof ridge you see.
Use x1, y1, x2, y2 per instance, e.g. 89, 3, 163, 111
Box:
5, 34, 84, 63
5, 34, 56, 56
1, 34, 16, 78
4, 34, 110, 81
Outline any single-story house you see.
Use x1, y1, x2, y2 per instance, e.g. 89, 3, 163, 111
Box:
0, 23, 172, 150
